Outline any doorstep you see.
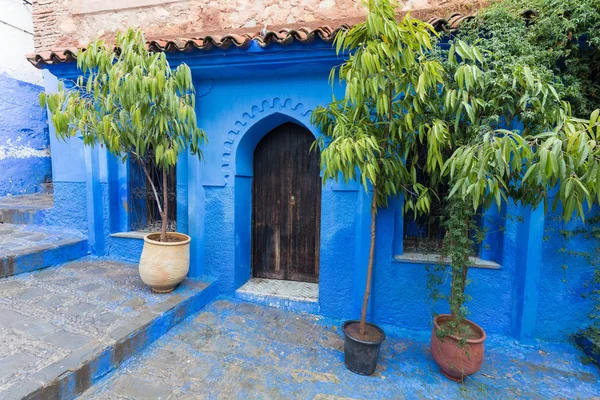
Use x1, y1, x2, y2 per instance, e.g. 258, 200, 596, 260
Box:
235, 278, 319, 314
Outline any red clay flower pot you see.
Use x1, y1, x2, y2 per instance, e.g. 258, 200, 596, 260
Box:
431, 314, 486, 382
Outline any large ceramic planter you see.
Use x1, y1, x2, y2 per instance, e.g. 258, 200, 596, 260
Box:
342, 320, 386, 375
431, 314, 486, 382
139, 232, 190, 293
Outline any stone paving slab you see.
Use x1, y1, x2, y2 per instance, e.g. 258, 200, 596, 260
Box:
0, 257, 217, 399
0, 194, 54, 210
0, 194, 53, 224
80, 299, 600, 399
0, 224, 88, 278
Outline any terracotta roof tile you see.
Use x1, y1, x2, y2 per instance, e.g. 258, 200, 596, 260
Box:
26, 13, 472, 69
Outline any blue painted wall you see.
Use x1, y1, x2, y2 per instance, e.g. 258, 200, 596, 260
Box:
537, 203, 598, 341
0, 73, 51, 196
40, 40, 597, 342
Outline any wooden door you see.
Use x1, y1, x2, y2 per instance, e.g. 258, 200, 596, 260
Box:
252, 123, 321, 283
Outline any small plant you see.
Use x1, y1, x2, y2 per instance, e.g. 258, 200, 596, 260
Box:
40, 28, 206, 242
428, 199, 484, 344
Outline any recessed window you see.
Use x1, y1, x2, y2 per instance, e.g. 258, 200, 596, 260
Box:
403, 204, 445, 253
402, 143, 480, 255
403, 201, 483, 255
128, 153, 177, 232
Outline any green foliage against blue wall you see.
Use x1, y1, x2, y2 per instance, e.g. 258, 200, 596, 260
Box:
457, 0, 600, 117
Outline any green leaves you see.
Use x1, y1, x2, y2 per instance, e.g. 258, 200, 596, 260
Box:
313, 2, 444, 212
41, 27, 206, 171
430, 37, 600, 222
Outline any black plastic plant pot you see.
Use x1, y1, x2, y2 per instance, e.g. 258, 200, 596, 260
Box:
342, 320, 386, 375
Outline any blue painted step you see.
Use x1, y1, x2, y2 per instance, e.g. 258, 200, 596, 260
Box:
0, 258, 219, 400
235, 278, 320, 314
0, 224, 88, 278
0, 193, 53, 224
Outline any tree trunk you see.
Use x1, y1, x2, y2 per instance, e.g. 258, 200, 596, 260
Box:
450, 262, 460, 319
160, 167, 168, 242
138, 158, 163, 217
359, 185, 378, 335
450, 217, 470, 320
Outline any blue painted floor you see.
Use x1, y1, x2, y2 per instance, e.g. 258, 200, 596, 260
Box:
80, 298, 600, 399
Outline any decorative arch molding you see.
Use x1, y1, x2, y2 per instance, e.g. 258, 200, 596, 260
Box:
220, 97, 317, 186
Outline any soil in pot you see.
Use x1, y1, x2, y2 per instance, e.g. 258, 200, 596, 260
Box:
431, 314, 486, 383
343, 320, 386, 376
345, 321, 385, 342
146, 232, 188, 243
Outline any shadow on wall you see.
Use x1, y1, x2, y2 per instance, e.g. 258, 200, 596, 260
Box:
0, 73, 51, 196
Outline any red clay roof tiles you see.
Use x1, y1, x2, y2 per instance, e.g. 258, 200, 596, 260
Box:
26, 13, 473, 69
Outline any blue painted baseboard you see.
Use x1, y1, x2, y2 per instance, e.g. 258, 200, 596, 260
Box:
0, 238, 88, 278
235, 290, 320, 314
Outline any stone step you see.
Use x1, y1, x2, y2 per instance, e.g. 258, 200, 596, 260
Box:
0, 224, 88, 278
0, 193, 54, 224
0, 258, 219, 400
40, 182, 53, 195
235, 278, 319, 314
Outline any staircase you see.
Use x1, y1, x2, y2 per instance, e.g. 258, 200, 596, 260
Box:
0, 192, 53, 224
0, 191, 88, 277
0, 190, 221, 399
0, 258, 218, 399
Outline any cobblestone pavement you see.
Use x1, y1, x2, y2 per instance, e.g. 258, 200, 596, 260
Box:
81, 299, 600, 399
0, 257, 208, 393
0, 223, 84, 257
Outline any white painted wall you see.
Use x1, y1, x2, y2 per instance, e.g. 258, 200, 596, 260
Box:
0, 0, 42, 85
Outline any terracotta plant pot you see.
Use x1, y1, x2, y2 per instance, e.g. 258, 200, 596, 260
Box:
139, 232, 191, 293
431, 314, 486, 382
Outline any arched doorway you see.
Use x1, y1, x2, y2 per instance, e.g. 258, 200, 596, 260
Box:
252, 122, 321, 283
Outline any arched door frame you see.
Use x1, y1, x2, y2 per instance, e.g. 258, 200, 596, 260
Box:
231, 109, 323, 290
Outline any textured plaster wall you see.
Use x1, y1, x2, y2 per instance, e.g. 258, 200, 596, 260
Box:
0, 1, 50, 196
32, 182, 88, 235
537, 207, 598, 341
32, 0, 482, 51
0, 74, 50, 196
318, 190, 356, 321
204, 186, 236, 294
370, 204, 519, 337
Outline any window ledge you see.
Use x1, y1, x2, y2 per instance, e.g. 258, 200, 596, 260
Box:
394, 252, 501, 270
110, 231, 149, 240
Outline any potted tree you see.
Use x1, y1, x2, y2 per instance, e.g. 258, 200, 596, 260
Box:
312, 0, 445, 375
425, 39, 600, 381
40, 28, 206, 293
